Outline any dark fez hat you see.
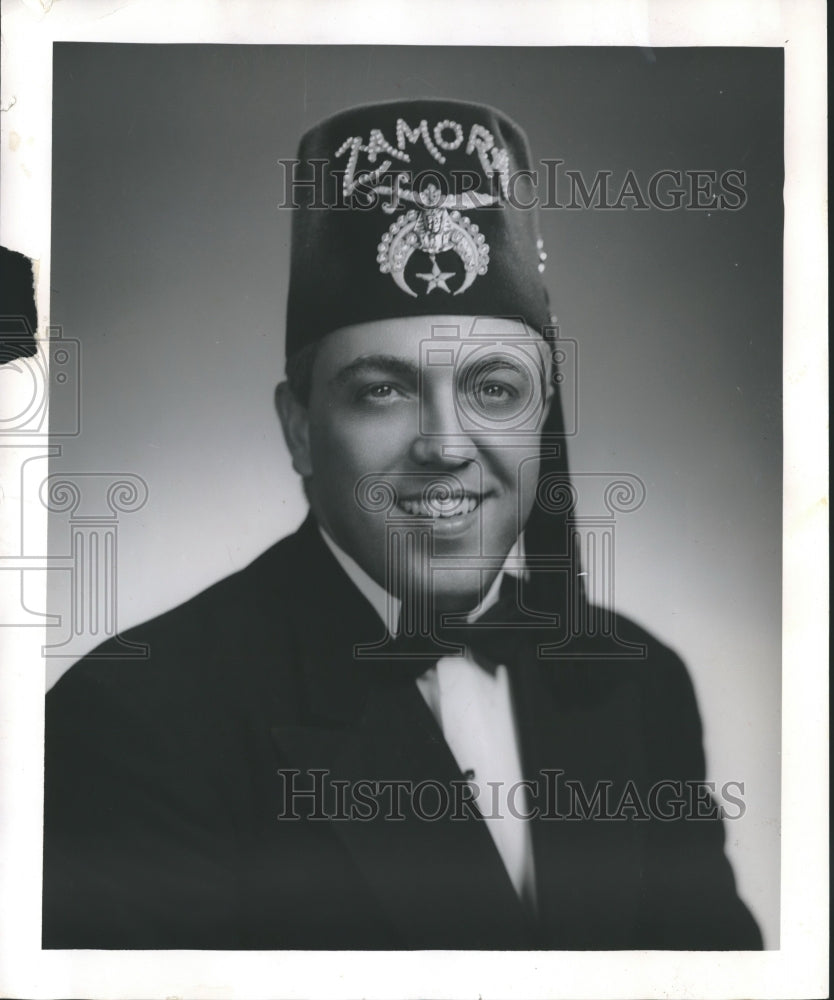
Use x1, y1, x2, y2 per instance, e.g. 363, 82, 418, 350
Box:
284, 99, 552, 358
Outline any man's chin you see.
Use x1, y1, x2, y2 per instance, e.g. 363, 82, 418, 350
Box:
427, 569, 498, 615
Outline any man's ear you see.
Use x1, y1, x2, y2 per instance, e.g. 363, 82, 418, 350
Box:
275, 382, 313, 478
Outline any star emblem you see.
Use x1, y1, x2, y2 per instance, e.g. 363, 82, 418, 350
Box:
415, 257, 456, 294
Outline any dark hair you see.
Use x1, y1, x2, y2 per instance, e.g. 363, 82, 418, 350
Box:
285, 341, 321, 406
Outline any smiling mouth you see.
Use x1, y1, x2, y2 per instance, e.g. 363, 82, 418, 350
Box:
395, 491, 484, 519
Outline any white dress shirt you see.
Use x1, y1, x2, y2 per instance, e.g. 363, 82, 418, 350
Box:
320, 527, 537, 909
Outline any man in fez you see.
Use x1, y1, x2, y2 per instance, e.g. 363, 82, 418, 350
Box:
43, 100, 762, 950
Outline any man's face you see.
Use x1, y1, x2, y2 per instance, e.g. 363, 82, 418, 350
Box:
279, 315, 554, 613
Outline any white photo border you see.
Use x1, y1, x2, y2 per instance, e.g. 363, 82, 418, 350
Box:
0, 1, 827, 998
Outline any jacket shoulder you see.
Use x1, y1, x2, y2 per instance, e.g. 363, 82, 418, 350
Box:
46, 525, 312, 717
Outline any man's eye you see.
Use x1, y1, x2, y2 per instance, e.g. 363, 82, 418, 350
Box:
473, 381, 517, 405
480, 382, 511, 399
358, 383, 402, 401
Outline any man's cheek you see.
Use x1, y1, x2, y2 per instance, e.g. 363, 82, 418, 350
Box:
310, 428, 357, 477
491, 445, 540, 493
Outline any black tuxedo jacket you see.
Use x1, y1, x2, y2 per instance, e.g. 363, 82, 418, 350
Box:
43, 516, 762, 950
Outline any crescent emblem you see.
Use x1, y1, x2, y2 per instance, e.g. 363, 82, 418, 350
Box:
377, 206, 490, 297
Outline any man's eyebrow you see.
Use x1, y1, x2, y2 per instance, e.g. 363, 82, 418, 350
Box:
463, 356, 528, 375
330, 355, 420, 387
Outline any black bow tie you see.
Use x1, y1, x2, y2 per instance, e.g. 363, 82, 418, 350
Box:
363, 575, 561, 682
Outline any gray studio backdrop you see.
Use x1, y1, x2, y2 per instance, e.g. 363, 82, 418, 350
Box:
45, 44, 782, 946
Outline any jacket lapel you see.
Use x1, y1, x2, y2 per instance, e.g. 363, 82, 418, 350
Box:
270, 518, 533, 948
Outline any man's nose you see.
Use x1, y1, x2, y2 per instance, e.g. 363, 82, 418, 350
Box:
408, 389, 477, 467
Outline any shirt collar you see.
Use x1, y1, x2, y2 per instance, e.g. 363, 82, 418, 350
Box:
319, 525, 526, 637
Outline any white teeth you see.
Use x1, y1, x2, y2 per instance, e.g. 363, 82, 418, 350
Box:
397, 495, 481, 518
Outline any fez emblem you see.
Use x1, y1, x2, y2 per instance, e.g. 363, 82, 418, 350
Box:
376, 183, 492, 298
335, 118, 508, 298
